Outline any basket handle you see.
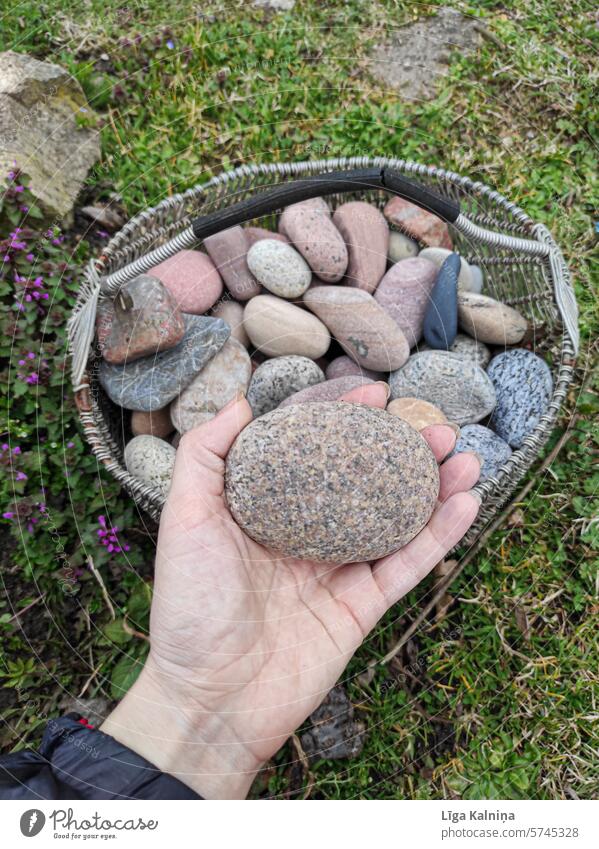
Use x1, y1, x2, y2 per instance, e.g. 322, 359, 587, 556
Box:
190, 166, 460, 240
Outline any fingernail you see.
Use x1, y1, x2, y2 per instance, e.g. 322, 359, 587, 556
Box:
220, 391, 245, 414
469, 489, 482, 505
468, 451, 484, 467
446, 422, 461, 437
375, 381, 391, 400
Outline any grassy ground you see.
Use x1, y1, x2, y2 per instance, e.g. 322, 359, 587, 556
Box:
1, 0, 597, 799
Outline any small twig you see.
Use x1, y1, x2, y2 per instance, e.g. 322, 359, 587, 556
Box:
87, 555, 115, 620
78, 663, 102, 698
8, 595, 44, 623
379, 417, 579, 666
290, 734, 315, 800
123, 616, 150, 643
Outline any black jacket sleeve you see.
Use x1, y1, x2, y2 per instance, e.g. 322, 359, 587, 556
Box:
0, 714, 201, 800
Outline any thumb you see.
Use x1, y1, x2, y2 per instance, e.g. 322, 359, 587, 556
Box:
167, 393, 253, 507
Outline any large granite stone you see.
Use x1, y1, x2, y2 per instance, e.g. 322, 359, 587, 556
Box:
389, 350, 496, 425
225, 402, 439, 563
98, 315, 230, 411
487, 349, 553, 448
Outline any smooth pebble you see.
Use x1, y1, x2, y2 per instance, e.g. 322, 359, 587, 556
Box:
487, 349, 553, 448
150, 250, 224, 314
332, 201, 389, 293
279, 375, 375, 407
422, 253, 459, 350
374, 257, 438, 348
388, 230, 419, 262
387, 397, 447, 431
246, 355, 325, 417
204, 226, 260, 301
449, 424, 512, 481
244, 294, 330, 359
124, 435, 176, 498
458, 292, 528, 345
246, 239, 312, 298
279, 198, 348, 282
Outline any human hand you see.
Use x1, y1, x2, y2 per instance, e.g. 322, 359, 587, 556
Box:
102, 384, 480, 798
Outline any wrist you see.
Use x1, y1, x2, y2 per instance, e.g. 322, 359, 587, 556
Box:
100, 653, 262, 799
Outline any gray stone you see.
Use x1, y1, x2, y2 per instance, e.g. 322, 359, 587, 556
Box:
418, 333, 491, 368
487, 349, 553, 448
389, 351, 496, 425
170, 338, 251, 433
450, 424, 512, 481
124, 435, 176, 497
225, 402, 439, 563
422, 252, 459, 349
301, 686, 365, 763
99, 315, 230, 411
246, 238, 311, 298
246, 355, 324, 418
370, 8, 482, 102
418, 247, 473, 291
468, 264, 484, 294
0, 51, 100, 222
388, 230, 419, 262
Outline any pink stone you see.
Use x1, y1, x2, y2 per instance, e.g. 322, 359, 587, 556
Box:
279, 375, 375, 408
325, 355, 382, 381
150, 250, 223, 314
204, 226, 260, 301
279, 198, 348, 283
383, 197, 453, 249
332, 201, 389, 293
245, 226, 289, 246
374, 257, 438, 348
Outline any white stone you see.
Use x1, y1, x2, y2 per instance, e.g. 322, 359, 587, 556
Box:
124, 435, 176, 497
247, 238, 312, 299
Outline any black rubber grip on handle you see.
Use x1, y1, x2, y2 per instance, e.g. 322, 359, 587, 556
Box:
191, 166, 460, 240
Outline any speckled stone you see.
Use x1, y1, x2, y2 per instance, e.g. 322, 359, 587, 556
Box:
418, 247, 473, 291
332, 201, 389, 293
387, 397, 447, 431
246, 239, 312, 298
279, 375, 375, 408
383, 197, 452, 249
245, 226, 289, 246
170, 338, 251, 433
204, 225, 260, 301
422, 253, 459, 349
150, 250, 224, 314
211, 299, 249, 348
419, 333, 491, 368
388, 230, 419, 262
225, 402, 439, 562
325, 355, 382, 381
304, 285, 409, 371
487, 349, 553, 448
97, 275, 185, 365
468, 264, 484, 294
389, 351, 496, 425
98, 315, 230, 411
131, 407, 173, 439
449, 424, 512, 481
279, 198, 348, 282
374, 257, 438, 348
458, 292, 528, 345
243, 294, 330, 358
246, 355, 325, 418
124, 435, 176, 497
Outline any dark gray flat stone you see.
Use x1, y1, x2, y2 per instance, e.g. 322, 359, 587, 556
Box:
99, 314, 230, 411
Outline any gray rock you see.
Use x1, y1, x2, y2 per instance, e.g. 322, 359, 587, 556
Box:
99, 314, 230, 411
389, 351, 496, 425
388, 230, 419, 262
246, 238, 311, 298
487, 349, 553, 448
247, 355, 324, 418
225, 402, 439, 563
418, 247, 473, 291
301, 686, 366, 763
170, 338, 251, 433
124, 435, 176, 497
422, 252, 459, 349
468, 264, 484, 294
450, 424, 512, 481
0, 51, 100, 222
418, 333, 491, 368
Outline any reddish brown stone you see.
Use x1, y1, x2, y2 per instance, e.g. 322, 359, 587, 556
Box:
384, 197, 452, 249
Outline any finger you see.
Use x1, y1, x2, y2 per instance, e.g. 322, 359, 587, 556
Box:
371, 491, 480, 608
438, 452, 481, 502
339, 382, 389, 409
168, 394, 253, 503
420, 424, 458, 462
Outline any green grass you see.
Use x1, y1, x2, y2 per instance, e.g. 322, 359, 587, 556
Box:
1, 0, 598, 799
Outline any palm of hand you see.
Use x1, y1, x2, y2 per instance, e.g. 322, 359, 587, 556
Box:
149, 388, 480, 769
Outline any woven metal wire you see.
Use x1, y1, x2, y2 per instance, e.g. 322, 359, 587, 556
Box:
68, 157, 577, 549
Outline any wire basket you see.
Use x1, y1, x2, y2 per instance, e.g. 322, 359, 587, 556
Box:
67, 157, 578, 548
